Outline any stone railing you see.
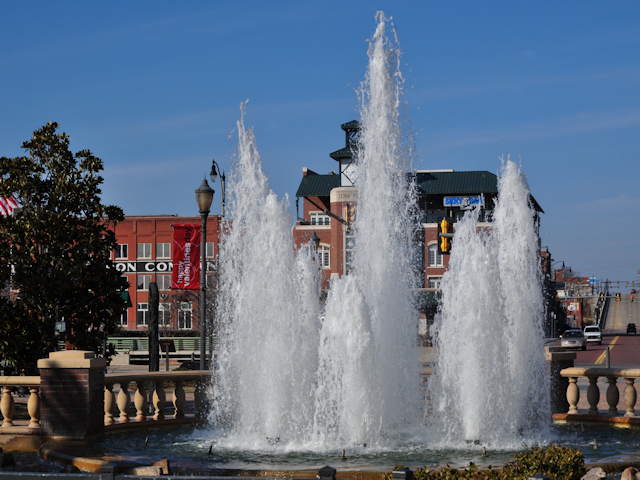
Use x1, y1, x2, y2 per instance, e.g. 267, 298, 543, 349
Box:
104, 371, 210, 426
0, 376, 41, 430
560, 367, 639, 417
1, 370, 211, 436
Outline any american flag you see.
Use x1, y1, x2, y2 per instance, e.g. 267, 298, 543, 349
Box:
0, 195, 18, 216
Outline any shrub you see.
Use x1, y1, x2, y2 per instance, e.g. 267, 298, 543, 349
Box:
384, 444, 585, 480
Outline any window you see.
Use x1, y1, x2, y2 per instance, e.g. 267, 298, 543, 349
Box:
159, 303, 171, 327
115, 244, 128, 259
310, 212, 331, 226
156, 243, 171, 259
118, 310, 128, 327
428, 277, 443, 289
206, 242, 215, 258
428, 244, 443, 267
137, 243, 151, 259
177, 302, 192, 329
318, 245, 330, 268
137, 303, 148, 326
137, 275, 151, 290
157, 274, 171, 290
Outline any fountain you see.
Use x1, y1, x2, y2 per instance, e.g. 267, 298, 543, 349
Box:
89, 10, 640, 474
426, 159, 550, 450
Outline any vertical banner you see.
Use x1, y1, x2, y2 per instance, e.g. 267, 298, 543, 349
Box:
171, 224, 201, 290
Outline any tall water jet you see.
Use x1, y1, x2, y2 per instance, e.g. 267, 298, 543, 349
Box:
427, 158, 550, 449
313, 12, 422, 448
210, 104, 322, 447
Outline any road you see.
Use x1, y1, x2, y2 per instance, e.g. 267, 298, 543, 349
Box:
571, 293, 640, 367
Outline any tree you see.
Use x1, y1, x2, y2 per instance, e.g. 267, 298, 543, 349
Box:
0, 122, 128, 374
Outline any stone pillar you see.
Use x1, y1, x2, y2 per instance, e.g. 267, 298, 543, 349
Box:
38, 351, 106, 439
545, 346, 576, 414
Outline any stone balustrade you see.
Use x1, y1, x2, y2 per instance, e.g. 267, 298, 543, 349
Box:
104, 371, 210, 426
1, 370, 210, 436
560, 367, 640, 417
0, 376, 41, 430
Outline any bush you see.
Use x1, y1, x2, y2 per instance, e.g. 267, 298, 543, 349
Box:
384, 444, 585, 480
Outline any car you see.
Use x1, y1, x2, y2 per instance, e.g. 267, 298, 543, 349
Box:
631, 289, 637, 294
561, 329, 587, 350
627, 323, 637, 335
583, 325, 602, 345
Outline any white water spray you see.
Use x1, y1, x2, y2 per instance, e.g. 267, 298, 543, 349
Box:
427, 158, 550, 449
209, 12, 550, 456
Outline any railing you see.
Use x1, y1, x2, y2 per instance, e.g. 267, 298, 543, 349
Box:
0, 371, 211, 433
106, 337, 219, 352
561, 367, 638, 417
0, 376, 41, 429
104, 371, 210, 426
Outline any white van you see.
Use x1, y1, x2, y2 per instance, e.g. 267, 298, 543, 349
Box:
583, 325, 602, 345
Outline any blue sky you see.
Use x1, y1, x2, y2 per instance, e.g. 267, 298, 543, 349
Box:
1, 1, 639, 287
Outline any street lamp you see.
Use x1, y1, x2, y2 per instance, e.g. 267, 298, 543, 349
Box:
195, 177, 214, 370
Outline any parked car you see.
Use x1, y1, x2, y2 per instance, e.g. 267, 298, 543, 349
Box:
627, 323, 637, 335
561, 329, 587, 350
583, 325, 602, 345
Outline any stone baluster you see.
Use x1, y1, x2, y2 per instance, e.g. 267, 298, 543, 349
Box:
134, 381, 147, 422
104, 382, 116, 426
606, 376, 619, 415
1, 386, 15, 427
27, 387, 40, 428
624, 378, 637, 417
586, 376, 600, 414
153, 381, 165, 420
117, 381, 131, 423
174, 380, 185, 419
567, 376, 580, 414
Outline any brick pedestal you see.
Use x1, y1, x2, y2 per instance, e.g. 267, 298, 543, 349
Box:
38, 351, 106, 439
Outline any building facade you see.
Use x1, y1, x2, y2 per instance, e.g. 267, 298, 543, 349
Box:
113, 215, 220, 332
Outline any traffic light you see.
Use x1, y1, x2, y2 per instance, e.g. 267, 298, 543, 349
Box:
616, 293, 621, 301
438, 217, 453, 254
345, 204, 356, 232
599, 292, 604, 301
632, 295, 634, 302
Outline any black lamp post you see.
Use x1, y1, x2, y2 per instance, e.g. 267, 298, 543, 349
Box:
195, 177, 214, 370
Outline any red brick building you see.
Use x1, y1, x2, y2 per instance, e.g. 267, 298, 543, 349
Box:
112, 215, 220, 332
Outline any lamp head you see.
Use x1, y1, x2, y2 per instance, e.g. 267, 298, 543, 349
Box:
195, 177, 215, 213
210, 160, 219, 184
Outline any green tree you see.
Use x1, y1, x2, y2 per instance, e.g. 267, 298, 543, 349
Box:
0, 122, 128, 374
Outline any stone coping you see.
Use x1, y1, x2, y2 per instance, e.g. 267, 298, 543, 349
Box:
553, 412, 640, 426
38, 350, 106, 369
561, 367, 640, 377
105, 370, 210, 384
0, 376, 40, 386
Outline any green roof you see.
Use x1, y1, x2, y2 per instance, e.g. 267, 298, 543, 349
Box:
416, 171, 498, 195
416, 171, 543, 212
296, 174, 341, 197
341, 120, 361, 131
329, 144, 359, 161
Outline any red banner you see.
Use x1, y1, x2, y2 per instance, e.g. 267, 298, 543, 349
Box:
172, 224, 201, 290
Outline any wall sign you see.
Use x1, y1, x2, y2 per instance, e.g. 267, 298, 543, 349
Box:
443, 196, 484, 208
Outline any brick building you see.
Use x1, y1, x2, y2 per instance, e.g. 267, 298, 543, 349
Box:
113, 215, 220, 332
293, 120, 544, 323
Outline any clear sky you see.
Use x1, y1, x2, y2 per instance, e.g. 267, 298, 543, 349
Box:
2, 1, 639, 288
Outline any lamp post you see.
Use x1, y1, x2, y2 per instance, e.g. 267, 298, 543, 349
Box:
195, 177, 214, 370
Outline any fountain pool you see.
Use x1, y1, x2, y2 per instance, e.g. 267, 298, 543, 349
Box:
90, 424, 640, 472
